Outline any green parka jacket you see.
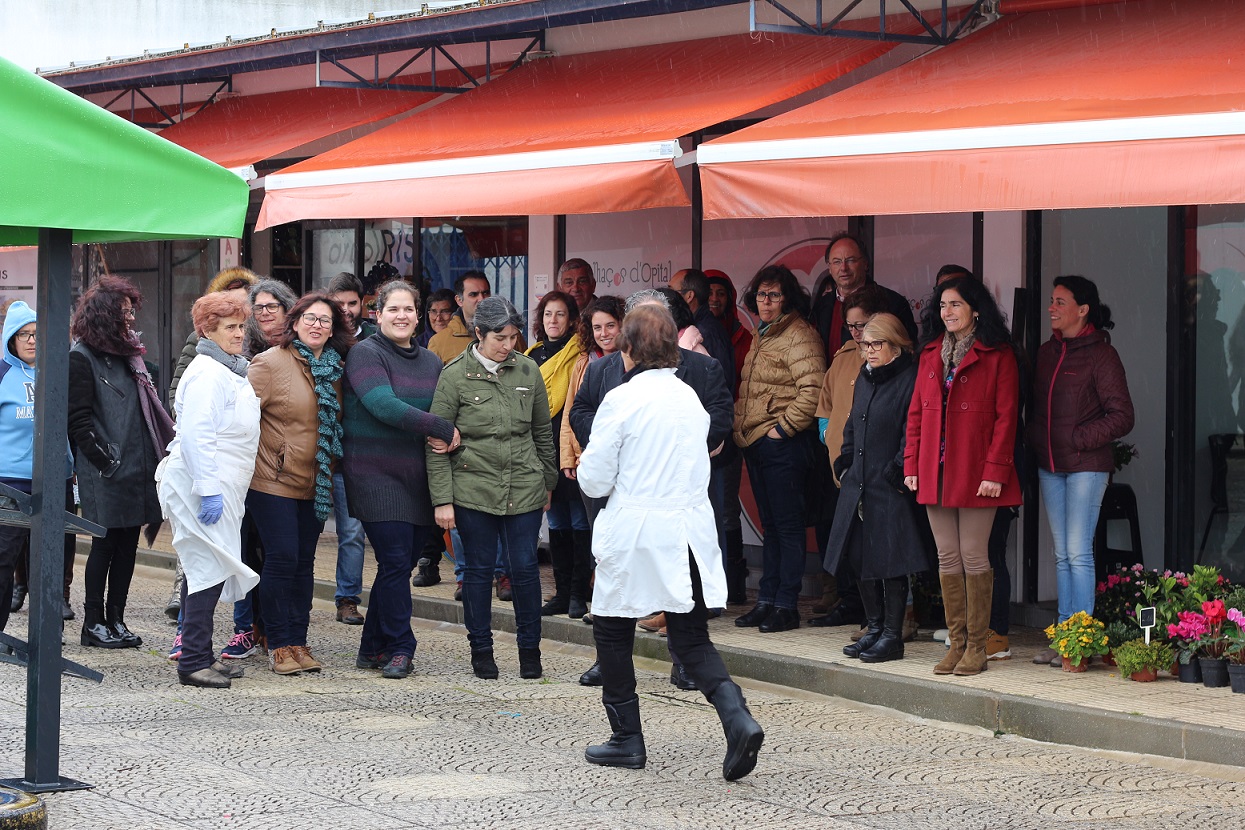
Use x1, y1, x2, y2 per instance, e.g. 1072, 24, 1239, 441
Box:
427, 346, 558, 515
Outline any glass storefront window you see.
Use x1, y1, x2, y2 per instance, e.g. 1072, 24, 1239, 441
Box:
1190, 206, 1245, 581
421, 217, 528, 312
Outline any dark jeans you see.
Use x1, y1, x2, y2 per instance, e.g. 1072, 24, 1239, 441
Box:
593, 552, 732, 705
359, 520, 431, 659
84, 525, 141, 613
743, 431, 814, 610
988, 507, 1017, 635
456, 506, 542, 651
246, 491, 322, 650
178, 579, 224, 674
0, 478, 75, 633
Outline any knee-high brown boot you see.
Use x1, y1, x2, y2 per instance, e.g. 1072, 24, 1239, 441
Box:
954, 570, 994, 676
934, 572, 966, 675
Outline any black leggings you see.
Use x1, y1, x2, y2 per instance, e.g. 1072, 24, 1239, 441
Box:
84, 526, 141, 612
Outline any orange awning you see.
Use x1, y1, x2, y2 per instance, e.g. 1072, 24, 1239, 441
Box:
256, 22, 930, 228
156, 85, 440, 174
700, 0, 1245, 218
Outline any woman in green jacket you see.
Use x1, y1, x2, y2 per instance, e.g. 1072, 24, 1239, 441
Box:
427, 297, 558, 681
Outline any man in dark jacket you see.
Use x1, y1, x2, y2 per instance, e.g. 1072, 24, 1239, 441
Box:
811, 233, 917, 359
670, 269, 735, 386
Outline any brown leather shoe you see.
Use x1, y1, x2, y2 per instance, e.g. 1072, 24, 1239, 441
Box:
638, 613, 666, 632
290, 645, 322, 673
336, 601, 364, 625
269, 647, 302, 675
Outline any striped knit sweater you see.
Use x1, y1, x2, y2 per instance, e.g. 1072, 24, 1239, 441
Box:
341, 334, 456, 525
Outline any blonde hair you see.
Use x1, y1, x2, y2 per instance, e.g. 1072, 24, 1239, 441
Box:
206, 267, 259, 294
862, 313, 912, 353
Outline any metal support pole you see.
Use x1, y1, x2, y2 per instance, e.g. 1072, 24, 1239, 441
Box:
691, 131, 703, 271
23, 228, 90, 792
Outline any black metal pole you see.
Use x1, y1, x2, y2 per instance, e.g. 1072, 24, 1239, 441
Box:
24, 228, 88, 791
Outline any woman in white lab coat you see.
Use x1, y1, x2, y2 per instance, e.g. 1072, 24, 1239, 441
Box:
576, 304, 763, 782
156, 293, 261, 689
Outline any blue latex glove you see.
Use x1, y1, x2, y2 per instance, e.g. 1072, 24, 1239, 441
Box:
197, 494, 224, 525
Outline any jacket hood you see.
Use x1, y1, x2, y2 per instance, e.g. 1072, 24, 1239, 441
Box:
3, 301, 36, 369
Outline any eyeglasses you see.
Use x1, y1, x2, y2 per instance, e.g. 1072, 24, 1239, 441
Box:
845, 322, 868, 332
254, 302, 284, 314
121, 307, 136, 319
427, 308, 453, 317
830, 257, 862, 269
755, 291, 784, 303
861, 340, 889, 351
300, 313, 333, 328
14, 331, 36, 343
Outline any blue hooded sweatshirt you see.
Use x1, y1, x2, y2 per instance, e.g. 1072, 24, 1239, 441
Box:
0, 301, 74, 481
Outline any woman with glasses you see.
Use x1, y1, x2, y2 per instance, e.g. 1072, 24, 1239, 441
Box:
733, 265, 826, 634
823, 314, 928, 663
247, 292, 354, 675
69, 276, 173, 649
1, 303, 76, 644
245, 279, 298, 359
905, 276, 1021, 677
417, 289, 457, 349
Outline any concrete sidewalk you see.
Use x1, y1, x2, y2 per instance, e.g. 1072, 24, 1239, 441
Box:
122, 527, 1245, 769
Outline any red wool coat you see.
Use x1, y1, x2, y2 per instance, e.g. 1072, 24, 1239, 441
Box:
904, 338, 1022, 509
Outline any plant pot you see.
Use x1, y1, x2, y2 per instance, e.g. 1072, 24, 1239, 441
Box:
1177, 660, 1202, 684
1062, 656, 1088, 673
1200, 657, 1230, 688
1228, 664, 1245, 694
1102, 652, 1117, 667
1129, 668, 1158, 682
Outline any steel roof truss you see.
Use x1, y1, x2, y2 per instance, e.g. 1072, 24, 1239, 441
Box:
750, 0, 986, 45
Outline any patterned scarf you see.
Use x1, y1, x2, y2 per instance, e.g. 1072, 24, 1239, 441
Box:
126, 353, 176, 546
293, 339, 344, 521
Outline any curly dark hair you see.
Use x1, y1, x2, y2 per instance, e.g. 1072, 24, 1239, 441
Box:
576, 295, 626, 353
918, 276, 1012, 350
71, 275, 144, 356
532, 290, 580, 343
278, 292, 356, 355
743, 265, 811, 319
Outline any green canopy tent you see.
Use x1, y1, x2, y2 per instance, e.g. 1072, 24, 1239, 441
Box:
0, 53, 247, 792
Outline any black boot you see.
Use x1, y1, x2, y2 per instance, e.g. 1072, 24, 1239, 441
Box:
81, 604, 126, 649
518, 647, 542, 679
709, 682, 764, 781
105, 604, 143, 648
734, 602, 773, 627
165, 565, 183, 622
843, 580, 884, 658
471, 648, 499, 679
585, 698, 646, 769
579, 660, 603, 686
858, 577, 907, 664
567, 529, 593, 619
724, 528, 748, 605
411, 557, 441, 588
10, 583, 27, 613
541, 529, 573, 615
670, 663, 698, 691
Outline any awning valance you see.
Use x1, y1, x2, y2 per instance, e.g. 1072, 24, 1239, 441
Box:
700, 0, 1245, 218
256, 22, 929, 228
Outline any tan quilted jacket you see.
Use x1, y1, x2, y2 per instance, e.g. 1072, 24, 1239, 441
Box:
733, 313, 827, 448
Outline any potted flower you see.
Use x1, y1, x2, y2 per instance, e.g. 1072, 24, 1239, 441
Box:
1180, 600, 1230, 688
1101, 620, 1135, 666
1044, 611, 1110, 672
1112, 638, 1173, 682
1225, 607, 1245, 694
1167, 609, 1208, 683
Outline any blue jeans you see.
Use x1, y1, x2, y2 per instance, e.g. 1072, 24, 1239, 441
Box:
246, 490, 323, 650
1038, 469, 1109, 622
359, 521, 431, 659
450, 528, 507, 580
455, 506, 543, 651
742, 432, 814, 610
332, 472, 366, 605
545, 498, 589, 531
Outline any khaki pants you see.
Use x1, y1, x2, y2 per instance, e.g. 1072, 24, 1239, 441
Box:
925, 505, 997, 575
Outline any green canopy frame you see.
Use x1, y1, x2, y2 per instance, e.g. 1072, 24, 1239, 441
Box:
0, 53, 248, 793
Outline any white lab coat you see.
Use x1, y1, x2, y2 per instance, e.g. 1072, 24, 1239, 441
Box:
155, 355, 261, 603
577, 367, 726, 617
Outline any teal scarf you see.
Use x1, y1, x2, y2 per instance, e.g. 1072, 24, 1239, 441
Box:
293, 339, 344, 521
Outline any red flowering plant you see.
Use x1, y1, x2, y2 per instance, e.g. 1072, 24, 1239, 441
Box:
1167, 600, 1229, 663
1225, 608, 1245, 666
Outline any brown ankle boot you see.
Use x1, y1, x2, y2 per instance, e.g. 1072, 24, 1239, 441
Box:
954, 570, 994, 676
934, 573, 967, 675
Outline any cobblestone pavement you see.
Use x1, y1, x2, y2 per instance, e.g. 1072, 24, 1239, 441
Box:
3, 565, 1245, 830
